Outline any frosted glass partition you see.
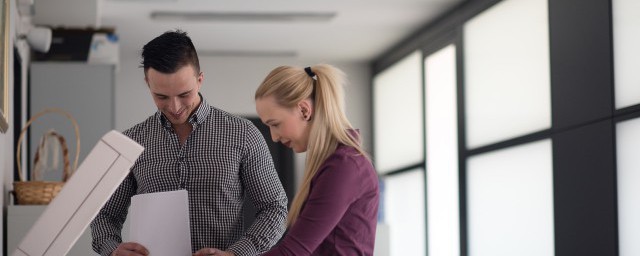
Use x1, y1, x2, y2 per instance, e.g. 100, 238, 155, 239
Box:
425, 45, 460, 256
463, 0, 551, 149
373, 51, 423, 173
384, 169, 425, 256
616, 118, 640, 256
613, 0, 640, 108
467, 139, 554, 256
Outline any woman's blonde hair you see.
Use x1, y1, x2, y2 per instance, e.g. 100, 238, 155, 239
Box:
255, 64, 369, 227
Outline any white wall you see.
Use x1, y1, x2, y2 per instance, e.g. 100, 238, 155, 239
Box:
115, 54, 372, 188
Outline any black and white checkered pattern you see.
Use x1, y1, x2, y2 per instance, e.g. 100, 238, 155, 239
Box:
90, 96, 288, 256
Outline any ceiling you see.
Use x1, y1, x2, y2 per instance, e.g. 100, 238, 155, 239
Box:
96, 0, 463, 62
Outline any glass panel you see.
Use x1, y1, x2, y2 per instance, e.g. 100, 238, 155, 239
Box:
467, 139, 555, 256
383, 169, 425, 256
463, 0, 551, 148
613, 0, 640, 108
616, 118, 640, 256
425, 44, 460, 256
373, 51, 423, 173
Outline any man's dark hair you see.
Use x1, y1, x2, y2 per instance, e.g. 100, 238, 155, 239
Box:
141, 29, 200, 75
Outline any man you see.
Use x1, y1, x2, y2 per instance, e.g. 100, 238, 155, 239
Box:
90, 30, 288, 256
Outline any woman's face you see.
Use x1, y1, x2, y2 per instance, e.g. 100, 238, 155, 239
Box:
256, 95, 312, 153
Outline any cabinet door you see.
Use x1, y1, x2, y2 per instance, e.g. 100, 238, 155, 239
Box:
28, 62, 114, 181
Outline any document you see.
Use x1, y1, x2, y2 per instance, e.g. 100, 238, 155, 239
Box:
130, 190, 192, 256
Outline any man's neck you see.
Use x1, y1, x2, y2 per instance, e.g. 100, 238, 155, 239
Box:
173, 123, 192, 145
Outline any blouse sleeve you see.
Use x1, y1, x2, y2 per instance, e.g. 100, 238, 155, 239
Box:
263, 153, 363, 255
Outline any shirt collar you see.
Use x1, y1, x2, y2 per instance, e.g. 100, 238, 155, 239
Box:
156, 93, 211, 130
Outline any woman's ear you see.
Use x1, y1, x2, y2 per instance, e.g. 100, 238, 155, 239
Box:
298, 99, 313, 121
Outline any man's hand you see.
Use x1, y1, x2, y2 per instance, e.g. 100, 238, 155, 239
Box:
193, 248, 235, 256
111, 242, 149, 256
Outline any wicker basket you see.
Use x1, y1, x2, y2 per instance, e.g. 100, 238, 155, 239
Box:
13, 108, 80, 205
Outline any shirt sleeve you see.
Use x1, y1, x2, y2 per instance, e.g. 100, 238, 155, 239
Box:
228, 122, 288, 256
90, 171, 137, 256
262, 151, 362, 256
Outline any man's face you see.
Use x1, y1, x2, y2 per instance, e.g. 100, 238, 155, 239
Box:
146, 65, 203, 126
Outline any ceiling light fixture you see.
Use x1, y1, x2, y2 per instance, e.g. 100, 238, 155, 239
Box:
198, 50, 298, 58
150, 11, 336, 22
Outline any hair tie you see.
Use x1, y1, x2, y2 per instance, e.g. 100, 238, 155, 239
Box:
304, 67, 318, 81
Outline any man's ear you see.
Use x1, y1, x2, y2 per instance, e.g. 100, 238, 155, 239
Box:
197, 72, 204, 83
196, 72, 204, 91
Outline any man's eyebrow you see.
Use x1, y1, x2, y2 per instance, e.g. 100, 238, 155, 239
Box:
153, 89, 193, 97
178, 90, 193, 96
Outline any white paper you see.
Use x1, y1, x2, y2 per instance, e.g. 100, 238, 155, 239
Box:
129, 190, 192, 256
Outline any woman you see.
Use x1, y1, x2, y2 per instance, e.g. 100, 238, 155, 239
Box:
255, 64, 379, 255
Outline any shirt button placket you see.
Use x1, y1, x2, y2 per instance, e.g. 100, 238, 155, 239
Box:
178, 148, 187, 189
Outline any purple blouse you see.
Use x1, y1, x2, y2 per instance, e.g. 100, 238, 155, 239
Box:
263, 144, 379, 256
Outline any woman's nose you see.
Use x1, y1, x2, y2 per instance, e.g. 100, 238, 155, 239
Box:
270, 129, 280, 142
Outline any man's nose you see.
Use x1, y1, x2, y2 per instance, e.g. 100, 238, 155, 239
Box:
168, 98, 180, 113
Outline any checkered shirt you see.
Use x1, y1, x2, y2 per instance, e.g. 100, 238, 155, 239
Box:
90, 96, 288, 256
